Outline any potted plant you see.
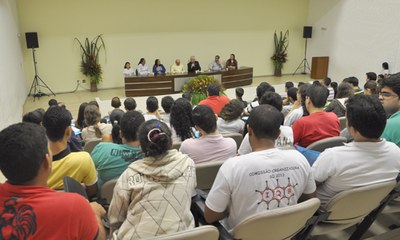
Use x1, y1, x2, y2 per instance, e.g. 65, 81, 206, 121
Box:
271, 30, 289, 77
182, 75, 223, 105
75, 35, 106, 92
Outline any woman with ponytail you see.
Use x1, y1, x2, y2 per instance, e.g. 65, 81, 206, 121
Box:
81, 104, 112, 143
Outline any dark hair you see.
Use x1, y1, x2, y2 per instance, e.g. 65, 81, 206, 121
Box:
287, 87, 298, 102
364, 80, 378, 95
336, 82, 354, 98
323, 77, 332, 86
124, 62, 130, 69
139, 120, 172, 157
84, 105, 102, 138
235, 87, 244, 98
138, 58, 145, 65
260, 92, 283, 112
154, 59, 160, 66
346, 95, 386, 139
0, 123, 48, 184
146, 96, 159, 113
208, 83, 220, 96
42, 106, 72, 142
111, 122, 122, 144
219, 99, 243, 121
256, 82, 275, 100
88, 100, 99, 109
248, 105, 283, 140
124, 97, 137, 111
48, 99, 58, 107
298, 82, 305, 87
299, 84, 310, 116
366, 72, 377, 81
192, 105, 216, 134
182, 92, 192, 103
330, 82, 338, 98
230, 53, 235, 59
111, 97, 121, 108
22, 108, 45, 125
76, 102, 88, 129
120, 111, 145, 142
343, 76, 359, 87
285, 81, 294, 89
382, 62, 389, 70
161, 96, 174, 114
381, 73, 400, 97
307, 82, 329, 108
110, 109, 125, 128
170, 98, 194, 141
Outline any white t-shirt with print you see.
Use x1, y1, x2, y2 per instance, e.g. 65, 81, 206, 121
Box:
284, 107, 303, 126
217, 117, 245, 134
206, 148, 316, 230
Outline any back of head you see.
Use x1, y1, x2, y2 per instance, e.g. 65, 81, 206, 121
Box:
381, 73, 400, 97
120, 111, 145, 142
146, 96, 159, 113
285, 81, 294, 89
192, 105, 217, 134
77, 102, 89, 128
88, 100, 99, 109
256, 82, 275, 100
218, 99, 244, 121
22, 108, 45, 125
306, 82, 329, 108
323, 77, 332, 86
336, 82, 354, 98
124, 97, 137, 111
42, 106, 72, 142
346, 94, 386, 139
182, 92, 192, 103
84, 104, 101, 126
366, 72, 377, 81
299, 83, 310, 116
170, 98, 194, 141
139, 120, 172, 157
0, 123, 48, 184
287, 87, 298, 102
260, 92, 283, 112
111, 97, 121, 108
248, 105, 283, 140
382, 62, 389, 70
48, 99, 58, 107
235, 87, 244, 98
343, 76, 359, 87
207, 83, 220, 96
161, 96, 174, 114
364, 80, 378, 95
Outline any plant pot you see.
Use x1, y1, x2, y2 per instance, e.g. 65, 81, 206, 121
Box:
274, 66, 282, 77
90, 82, 98, 92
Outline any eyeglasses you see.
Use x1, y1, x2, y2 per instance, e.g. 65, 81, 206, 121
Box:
379, 92, 399, 98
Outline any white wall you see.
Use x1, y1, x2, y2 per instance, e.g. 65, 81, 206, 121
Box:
0, 0, 26, 130
307, 0, 400, 84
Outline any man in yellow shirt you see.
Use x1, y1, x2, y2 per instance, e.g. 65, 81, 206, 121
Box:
42, 106, 98, 197
170, 59, 185, 74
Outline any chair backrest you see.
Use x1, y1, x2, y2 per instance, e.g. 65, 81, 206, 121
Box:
339, 116, 346, 131
195, 160, 225, 190
83, 139, 102, 154
233, 198, 321, 240
222, 132, 243, 150
324, 180, 396, 224
307, 136, 347, 152
100, 178, 118, 204
147, 225, 219, 240
172, 141, 181, 150
63, 176, 88, 199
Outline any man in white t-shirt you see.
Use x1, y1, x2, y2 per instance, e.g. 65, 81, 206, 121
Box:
205, 105, 316, 230
312, 94, 400, 207
180, 105, 237, 163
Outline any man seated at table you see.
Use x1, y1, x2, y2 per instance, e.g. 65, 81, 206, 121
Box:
187, 56, 201, 73
170, 59, 185, 74
209, 55, 223, 71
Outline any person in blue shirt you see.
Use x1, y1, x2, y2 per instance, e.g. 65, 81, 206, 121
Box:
152, 59, 166, 75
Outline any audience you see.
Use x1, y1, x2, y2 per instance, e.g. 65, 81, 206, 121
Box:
108, 120, 196, 239
75, 102, 88, 130
282, 87, 297, 117
323, 77, 335, 101
143, 96, 161, 121
91, 111, 145, 188
180, 105, 236, 163
312, 94, 400, 206
42, 106, 98, 197
245, 82, 275, 114
204, 105, 316, 230
292, 82, 340, 147
160, 96, 174, 124
366, 72, 377, 81
124, 97, 137, 111
109, 96, 125, 124
380, 74, 400, 146
217, 99, 245, 134
48, 98, 58, 107
170, 98, 194, 142
343, 76, 363, 95
182, 92, 192, 104
22, 108, 45, 125
331, 82, 338, 98
235, 87, 247, 108
325, 82, 354, 117
364, 80, 378, 96
82, 105, 112, 143
0, 122, 106, 239
284, 83, 309, 126
198, 83, 230, 114
284, 81, 294, 92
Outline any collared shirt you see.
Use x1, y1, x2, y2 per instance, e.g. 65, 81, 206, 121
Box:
209, 61, 223, 71
170, 63, 185, 74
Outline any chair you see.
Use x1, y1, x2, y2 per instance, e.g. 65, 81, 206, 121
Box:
146, 225, 219, 240
63, 176, 88, 199
100, 178, 118, 205
195, 160, 225, 190
172, 141, 181, 150
307, 136, 347, 152
339, 116, 347, 131
232, 198, 320, 240
83, 139, 102, 154
222, 132, 243, 150
310, 180, 397, 237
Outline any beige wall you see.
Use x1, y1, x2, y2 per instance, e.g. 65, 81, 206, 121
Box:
17, 0, 309, 93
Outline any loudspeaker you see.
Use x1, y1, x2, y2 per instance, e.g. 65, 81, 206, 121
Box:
303, 26, 312, 39
25, 32, 39, 49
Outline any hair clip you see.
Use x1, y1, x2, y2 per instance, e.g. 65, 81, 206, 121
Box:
147, 128, 166, 143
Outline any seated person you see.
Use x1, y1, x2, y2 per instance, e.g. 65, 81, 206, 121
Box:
226, 53, 238, 70
143, 96, 161, 121
42, 106, 98, 197
170, 59, 185, 74
180, 105, 237, 163
235, 87, 247, 108
22, 108, 45, 125
152, 59, 166, 76
343, 76, 363, 95
380, 74, 400, 146
217, 99, 245, 134
187, 56, 201, 73
136, 58, 151, 76
205, 105, 316, 230
81, 105, 112, 143
284, 84, 309, 126
209, 55, 223, 71
123, 61, 134, 77
292, 82, 340, 147
109, 96, 125, 124
170, 98, 195, 142
282, 87, 297, 117
325, 82, 353, 117
0, 122, 106, 239
108, 120, 196, 239
364, 80, 378, 96
323, 77, 335, 101
124, 97, 137, 111
198, 83, 230, 115
312, 94, 400, 206
245, 82, 275, 114
160, 96, 174, 125
91, 111, 145, 188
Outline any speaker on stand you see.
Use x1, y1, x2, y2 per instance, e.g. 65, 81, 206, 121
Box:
293, 26, 312, 75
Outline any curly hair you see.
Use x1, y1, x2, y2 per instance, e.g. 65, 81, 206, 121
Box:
170, 98, 194, 141
218, 99, 243, 121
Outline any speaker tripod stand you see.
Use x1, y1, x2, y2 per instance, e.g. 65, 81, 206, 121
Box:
293, 38, 311, 75
28, 48, 55, 101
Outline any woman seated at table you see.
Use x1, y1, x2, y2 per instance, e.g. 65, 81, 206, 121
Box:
226, 53, 238, 70
152, 59, 166, 76
136, 58, 151, 76
123, 62, 134, 77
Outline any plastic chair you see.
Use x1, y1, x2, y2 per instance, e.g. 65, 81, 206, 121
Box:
222, 132, 243, 150
83, 139, 102, 154
339, 116, 347, 131
195, 160, 225, 190
145, 225, 219, 240
63, 176, 88, 199
100, 178, 118, 205
307, 136, 347, 152
172, 141, 181, 150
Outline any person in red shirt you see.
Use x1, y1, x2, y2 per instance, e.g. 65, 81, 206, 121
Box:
0, 123, 106, 240
292, 82, 340, 147
198, 83, 230, 114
